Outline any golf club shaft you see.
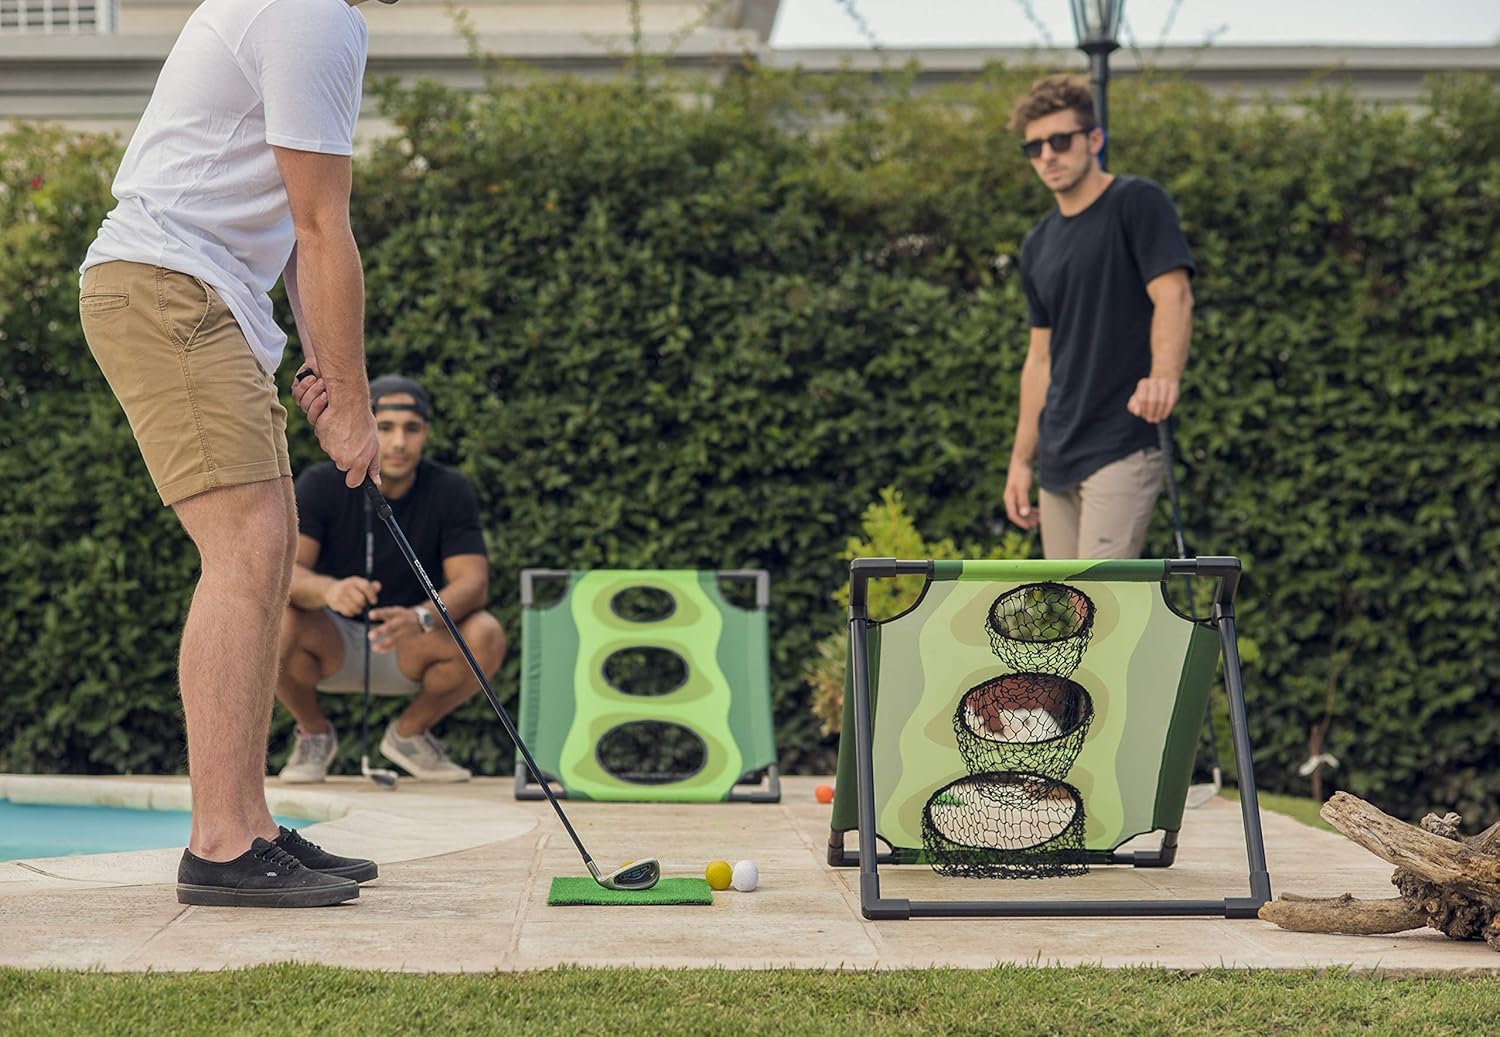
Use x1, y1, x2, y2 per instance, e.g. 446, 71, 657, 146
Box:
363, 496, 373, 764
1157, 419, 1188, 561
361, 477, 597, 869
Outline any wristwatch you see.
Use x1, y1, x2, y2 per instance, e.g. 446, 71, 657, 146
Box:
413, 605, 436, 634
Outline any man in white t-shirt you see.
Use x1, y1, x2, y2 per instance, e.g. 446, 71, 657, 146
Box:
79, 0, 398, 908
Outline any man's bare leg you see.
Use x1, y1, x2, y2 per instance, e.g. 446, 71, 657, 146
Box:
173, 478, 295, 861
277, 608, 343, 735
393, 612, 506, 736
375, 613, 504, 780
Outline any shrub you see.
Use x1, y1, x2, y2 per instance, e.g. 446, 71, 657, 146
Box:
806, 486, 1027, 735
2, 67, 1495, 820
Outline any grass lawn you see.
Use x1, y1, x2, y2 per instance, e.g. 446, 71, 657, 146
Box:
3, 964, 1498, 1036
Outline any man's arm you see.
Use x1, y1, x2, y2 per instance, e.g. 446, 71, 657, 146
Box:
1127, 268, 1193, 424
369, 554, 490, 652
272, 145, 378, 486
283, 246, 331, 427
1004, 326, 1051, 530
283, 243, 309, 349
288, 533, 380, 616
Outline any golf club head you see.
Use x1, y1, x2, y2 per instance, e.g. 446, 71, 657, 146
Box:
591, 857, 661, 891
361, 755, 399, 789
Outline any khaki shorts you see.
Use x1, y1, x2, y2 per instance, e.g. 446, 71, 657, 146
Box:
316, 610, 421, 697
1039, 447, 1166, 560
79, 260, 290, 506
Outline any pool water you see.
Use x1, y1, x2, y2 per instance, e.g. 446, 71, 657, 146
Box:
0, 799, 316, 862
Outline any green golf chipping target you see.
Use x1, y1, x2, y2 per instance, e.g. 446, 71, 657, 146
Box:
833, 560, 1221, 863
519, 570, 779, 803
831, 557, 1274, 921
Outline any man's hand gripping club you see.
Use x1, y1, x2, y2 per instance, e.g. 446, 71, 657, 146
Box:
294, 364, 381, 489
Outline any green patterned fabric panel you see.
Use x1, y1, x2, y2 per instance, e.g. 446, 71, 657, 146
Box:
932, 559, 1166, 583
869, 571, 1203, 852
521, 570, 774, 802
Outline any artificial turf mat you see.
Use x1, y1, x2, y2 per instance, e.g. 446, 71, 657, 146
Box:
547, 877, 713, 906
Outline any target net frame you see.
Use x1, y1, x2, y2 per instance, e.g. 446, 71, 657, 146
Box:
827, 556, 1272, 921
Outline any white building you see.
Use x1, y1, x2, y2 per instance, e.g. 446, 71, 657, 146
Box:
1, 0, 1495, 141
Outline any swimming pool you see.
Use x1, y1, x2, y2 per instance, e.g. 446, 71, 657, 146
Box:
0, 799, 315, 862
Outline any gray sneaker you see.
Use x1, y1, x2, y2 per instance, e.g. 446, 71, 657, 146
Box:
280, 725, 338, 783
379, 724, 471, 782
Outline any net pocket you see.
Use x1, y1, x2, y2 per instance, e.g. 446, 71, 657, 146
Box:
953, 673, 1093, 779
985, 582, 1095, 677
921, 771, 1087, 879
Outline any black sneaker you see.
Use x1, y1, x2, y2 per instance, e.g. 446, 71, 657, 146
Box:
177, 837, 359, 908
274, 826, 379, 883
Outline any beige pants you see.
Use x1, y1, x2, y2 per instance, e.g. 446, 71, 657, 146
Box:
1039, 448, 1166, 560
79, 260, 289, 506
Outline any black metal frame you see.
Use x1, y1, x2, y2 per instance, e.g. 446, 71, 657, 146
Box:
838, 556, 1271, 920
515, 567, 781, 803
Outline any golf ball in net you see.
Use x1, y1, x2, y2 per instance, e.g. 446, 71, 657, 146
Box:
731, 859, 759, 892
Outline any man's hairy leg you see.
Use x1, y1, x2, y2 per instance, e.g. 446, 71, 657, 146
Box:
393, 613, 506, 735
277, 607, 342, 735
172, 478, 296, 861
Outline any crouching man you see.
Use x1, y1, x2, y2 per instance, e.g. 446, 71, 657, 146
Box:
276, 375, 506, 782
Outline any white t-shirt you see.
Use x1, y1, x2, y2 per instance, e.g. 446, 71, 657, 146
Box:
82, 0, 368, 375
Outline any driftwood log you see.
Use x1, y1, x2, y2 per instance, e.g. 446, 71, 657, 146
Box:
1258, 791, 1500, 950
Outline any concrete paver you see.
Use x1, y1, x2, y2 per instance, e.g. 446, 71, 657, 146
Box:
2, 774, 1496, 973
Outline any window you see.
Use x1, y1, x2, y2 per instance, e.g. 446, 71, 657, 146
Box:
0, 0, 117, 33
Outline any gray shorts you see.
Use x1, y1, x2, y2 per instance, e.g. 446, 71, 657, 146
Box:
316, 609, 421, 697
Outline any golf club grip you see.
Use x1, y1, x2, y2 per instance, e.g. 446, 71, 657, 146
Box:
360, 477, 595, 866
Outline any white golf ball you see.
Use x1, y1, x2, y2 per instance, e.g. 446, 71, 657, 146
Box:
731, 859, 759, 892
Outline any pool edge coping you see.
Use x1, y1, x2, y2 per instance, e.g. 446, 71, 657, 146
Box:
0, 774, 538, 893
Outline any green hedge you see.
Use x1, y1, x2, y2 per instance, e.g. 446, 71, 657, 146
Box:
2, 67, 1496, 822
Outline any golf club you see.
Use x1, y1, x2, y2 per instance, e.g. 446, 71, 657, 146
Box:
360, 496, 399, 789
1159, 419, 1224, 808
1158, 419, 1190, 565
361, 476, 659, 891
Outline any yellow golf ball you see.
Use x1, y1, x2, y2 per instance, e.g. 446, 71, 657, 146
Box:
705, 859, 733, 890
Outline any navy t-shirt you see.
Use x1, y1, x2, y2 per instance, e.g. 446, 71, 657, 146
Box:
1020, 175, 1195, 491
295, 458, 488, 609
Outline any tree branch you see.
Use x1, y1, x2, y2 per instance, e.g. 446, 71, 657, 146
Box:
1258, 893, 1426, 935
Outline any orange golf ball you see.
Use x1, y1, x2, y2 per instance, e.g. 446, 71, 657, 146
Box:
814, 783, 834, 804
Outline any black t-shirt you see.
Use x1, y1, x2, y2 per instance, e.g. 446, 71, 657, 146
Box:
296, 458, 488, 609
1020, 175, 1195, 491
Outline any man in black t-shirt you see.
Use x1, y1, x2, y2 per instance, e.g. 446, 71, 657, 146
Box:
1003, 74, 1195, 559
275, 375, 507, 782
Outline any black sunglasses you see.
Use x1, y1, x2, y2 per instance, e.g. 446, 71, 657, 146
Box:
1020, 128, 1093, 159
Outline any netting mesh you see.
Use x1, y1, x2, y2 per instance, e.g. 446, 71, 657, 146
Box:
914, 582, 1099, 879
953, 673, 1094, 779
985, 582, 1095, 676
921, 772, 1086, 879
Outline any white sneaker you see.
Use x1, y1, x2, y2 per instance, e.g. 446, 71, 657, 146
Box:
279, 725, 338, 783
379, 724, 471, 782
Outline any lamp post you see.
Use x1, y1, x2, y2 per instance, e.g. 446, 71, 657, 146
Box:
1069, 0, 1124, 171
